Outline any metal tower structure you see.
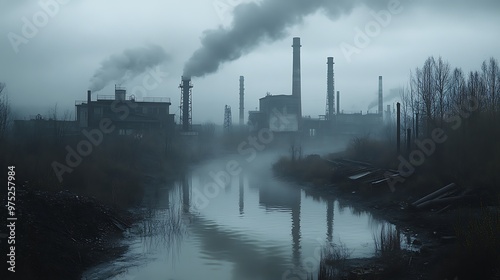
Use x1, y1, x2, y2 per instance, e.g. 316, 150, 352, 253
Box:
179, 76, 193, 132
326, 57, 335, 120
224, 105, 232, 132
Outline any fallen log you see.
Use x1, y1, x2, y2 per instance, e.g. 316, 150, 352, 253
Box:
415, 195, 469, 210
349, 171, 373, 180
371, 173, 401, 186
411, 183, 457, 207
337, 158, 373, 167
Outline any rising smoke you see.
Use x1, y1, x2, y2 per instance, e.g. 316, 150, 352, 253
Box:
89, 45, 170, 92
183, 0, 387, 78
367, 87, 402, 111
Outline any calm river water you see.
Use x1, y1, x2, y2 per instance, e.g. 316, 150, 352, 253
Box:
83, 155, 405, 280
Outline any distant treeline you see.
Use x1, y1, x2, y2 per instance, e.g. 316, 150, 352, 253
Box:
398, 56, 499, 134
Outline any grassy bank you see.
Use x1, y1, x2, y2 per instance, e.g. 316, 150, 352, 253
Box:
272, 121, 500, 279
0, 188, 133, 280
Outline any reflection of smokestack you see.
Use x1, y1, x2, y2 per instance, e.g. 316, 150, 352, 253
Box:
179, 76, 193, 132
239, 76, 244, 126
182, 174, 190, 213
326, 200, 334, 242
379, 76, 383, 116
239, 175, 244, 215
292, 37, 302, 124
336, 91, 340, 115
87, 90, 92, 127
327, 57, 335, 120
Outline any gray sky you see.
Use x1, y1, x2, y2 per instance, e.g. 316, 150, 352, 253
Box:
1, 0, 499, 123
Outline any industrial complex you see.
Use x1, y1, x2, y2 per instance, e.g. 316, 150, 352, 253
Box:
15, 36, 392, 147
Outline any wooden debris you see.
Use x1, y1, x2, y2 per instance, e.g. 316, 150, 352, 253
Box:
411, 183, 457, 207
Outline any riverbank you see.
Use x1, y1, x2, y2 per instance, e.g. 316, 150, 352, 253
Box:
0, 136, 185, 280
0, 187, 133, 280
273, 154, 500, 280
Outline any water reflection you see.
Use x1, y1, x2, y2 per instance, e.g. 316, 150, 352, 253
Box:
84, 160, 410, 280
239, 175, 244, 215
181, 172, 190, 213
257, 178, 302, 267
326, 199, 334, 243
138, 206, 187, 257
189, 215, 290, 280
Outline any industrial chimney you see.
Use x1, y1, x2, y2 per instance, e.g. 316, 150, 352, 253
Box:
115, 85, 126, 101
87, 90, 92, 127
327, 57, 335, 120
378, 76, 383, 116
336, 91, 340, 115
239, 76, 244, 126
179, 76, 193, 132
292, 37, 302, 125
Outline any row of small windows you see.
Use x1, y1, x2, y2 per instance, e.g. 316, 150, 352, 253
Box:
90, 106, 167, 115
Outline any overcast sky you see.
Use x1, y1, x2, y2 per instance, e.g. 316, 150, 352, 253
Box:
1, 0, 499, 123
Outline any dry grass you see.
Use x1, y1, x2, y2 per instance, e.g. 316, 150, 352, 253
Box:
447, 207, 500, 279
307, 242, 352, 280
373, 224, 401, 258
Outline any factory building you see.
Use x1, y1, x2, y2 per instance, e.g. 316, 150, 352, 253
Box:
248, 37, 384, 139
75, 85, 175, 137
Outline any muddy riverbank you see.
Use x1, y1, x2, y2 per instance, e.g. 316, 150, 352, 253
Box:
273, 154, 500, 280
0, 186, 134, 280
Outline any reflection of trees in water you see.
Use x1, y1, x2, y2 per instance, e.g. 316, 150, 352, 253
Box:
336, 198, 369, 217
137, 204, 189, 259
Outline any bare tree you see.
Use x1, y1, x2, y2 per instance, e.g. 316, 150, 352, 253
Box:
467, 71, 485, 114
412, 57, 437, 135
481, 57, 499, 115
449, 67, 466, 115
433, 56, 451, 124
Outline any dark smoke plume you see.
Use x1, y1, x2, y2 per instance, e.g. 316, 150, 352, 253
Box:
89, 45, 169, 92
183, 0, 387, 78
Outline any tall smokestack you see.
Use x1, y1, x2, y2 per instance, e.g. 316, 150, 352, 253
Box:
327, 57, 335, 120
397, 102, 401, 154
292, 37, 302, 124
336, 91, 340, 115
87, 90, 92, 127
239, 76, 244, 126
378, 76, 383, 116
179, 76, 193, 132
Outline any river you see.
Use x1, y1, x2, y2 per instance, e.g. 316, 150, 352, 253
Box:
83, 153, 407, 280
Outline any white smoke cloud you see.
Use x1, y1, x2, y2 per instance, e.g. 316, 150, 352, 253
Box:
89, 44, 170, 92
